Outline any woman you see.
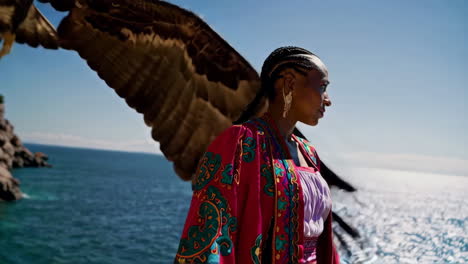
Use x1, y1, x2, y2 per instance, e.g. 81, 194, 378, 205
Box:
174, 46, 340, 264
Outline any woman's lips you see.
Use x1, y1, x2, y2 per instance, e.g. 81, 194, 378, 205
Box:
319, 109, 325, 118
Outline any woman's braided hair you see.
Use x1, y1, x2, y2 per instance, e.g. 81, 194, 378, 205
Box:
234, 46, 319, 123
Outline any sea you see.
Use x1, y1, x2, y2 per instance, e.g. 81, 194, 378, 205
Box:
0, 144, 466, 264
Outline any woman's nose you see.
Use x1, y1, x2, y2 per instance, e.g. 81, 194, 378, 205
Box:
324, 92, 332, 107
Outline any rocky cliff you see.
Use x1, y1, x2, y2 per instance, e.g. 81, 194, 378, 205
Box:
0, 96, 51, 201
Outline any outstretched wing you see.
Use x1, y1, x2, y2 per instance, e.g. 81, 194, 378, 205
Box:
53, 0, 261, 180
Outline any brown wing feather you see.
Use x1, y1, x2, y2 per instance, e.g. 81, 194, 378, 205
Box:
57, 0, 261, 180
15, 5, 58, 49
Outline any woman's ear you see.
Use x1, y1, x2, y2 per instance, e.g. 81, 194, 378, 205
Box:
281, 70, 296, 94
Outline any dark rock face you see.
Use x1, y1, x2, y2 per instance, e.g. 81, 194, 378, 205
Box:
0, 166, 22, 201
0, 103, 51, 201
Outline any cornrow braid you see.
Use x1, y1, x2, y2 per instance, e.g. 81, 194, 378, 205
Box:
234, 46, 323, 124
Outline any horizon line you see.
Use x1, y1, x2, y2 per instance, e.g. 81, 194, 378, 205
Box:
23, 141, 163, 156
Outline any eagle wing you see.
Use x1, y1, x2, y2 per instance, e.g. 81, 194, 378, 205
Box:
52, 0, 261, 180
15, 5, 58, 49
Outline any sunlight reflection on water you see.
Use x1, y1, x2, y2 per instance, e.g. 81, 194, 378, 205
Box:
332, 168, 468, 264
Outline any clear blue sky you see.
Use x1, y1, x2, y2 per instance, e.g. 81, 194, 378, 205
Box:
1, 0, 466, 176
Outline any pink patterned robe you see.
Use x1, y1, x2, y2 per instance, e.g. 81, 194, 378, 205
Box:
174, 114, 340, 264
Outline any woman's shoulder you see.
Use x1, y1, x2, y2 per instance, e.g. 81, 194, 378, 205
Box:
220, 119, 265, 138
207, 121, 266, 153
209, 123, 254, 147
217, 123, 250, 139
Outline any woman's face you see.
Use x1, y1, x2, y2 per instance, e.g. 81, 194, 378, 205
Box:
290, 68, 331, 126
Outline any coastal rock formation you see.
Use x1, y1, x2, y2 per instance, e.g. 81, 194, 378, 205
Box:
0, 98, 51, 201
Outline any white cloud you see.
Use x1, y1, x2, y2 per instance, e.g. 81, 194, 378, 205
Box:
21, 132, 162, 155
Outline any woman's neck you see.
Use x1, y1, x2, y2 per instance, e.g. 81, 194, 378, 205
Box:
267, 106, 297, 141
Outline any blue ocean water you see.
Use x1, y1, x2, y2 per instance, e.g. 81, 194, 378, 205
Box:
0, 144, 192, 264
0, 144, 466, 263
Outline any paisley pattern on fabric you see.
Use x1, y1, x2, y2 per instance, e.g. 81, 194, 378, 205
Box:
250, 234, 263, 264
175, 116, 339, 263
193, 152, 221, 191
260, 164, 274, 196
274, 161, 285, 177
251, 117, 303, 263
242, 137, 256, 162
176, 186, 237, 263
221, 164, 234, 185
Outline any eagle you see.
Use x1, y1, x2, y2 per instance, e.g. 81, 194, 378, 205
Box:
0, 0, 58, 58
5, 0, 359, 241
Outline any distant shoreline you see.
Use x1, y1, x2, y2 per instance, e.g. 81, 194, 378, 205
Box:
23, 142, 163, 156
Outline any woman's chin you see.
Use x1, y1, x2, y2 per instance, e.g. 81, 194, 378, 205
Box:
301, 117, 319, 126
